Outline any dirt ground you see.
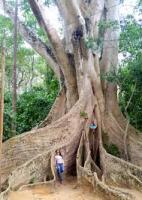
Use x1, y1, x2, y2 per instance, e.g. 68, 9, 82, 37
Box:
8, 177, 102, 200
8, 177, 142, 200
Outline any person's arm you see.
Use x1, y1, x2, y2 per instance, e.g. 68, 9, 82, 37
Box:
55, 156, 57, 166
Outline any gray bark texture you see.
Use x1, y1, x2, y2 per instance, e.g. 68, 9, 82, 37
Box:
0, 0, 142, 199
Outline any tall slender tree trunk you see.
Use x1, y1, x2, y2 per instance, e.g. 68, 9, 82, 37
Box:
11, 0, 18, 136
0, 33, 5, 190
29, 55, 34, 89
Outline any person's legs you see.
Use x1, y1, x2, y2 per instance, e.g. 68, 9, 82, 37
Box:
56, 164, 63, 183
60, 163, 64, 173
56, 164, 60, 181
59, 164, 64, 183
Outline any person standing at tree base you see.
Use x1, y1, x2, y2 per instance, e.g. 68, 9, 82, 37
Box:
55, 150, 64, 184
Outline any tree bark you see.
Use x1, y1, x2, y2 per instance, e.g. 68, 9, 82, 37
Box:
29, 55, 34, 89
1, 0, 142, 199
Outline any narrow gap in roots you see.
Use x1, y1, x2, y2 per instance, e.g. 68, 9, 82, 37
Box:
88, 130, 103, 180
89, 130, 101, 169
91, 85, 95, 96
44, 157, 54, 182
89, 129, 94, 159
95, 147, 101, 169
68, 160, 77, 177
81, 144, 86, 167
45, 174, 53, 181
65, 146, 79, 177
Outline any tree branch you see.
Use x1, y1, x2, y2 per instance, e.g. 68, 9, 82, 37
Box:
79, 0, 104, 38
28, 0, 67, 61
28, 0, 78, 109
56, 0, 86, 53
125, 83, 136, 113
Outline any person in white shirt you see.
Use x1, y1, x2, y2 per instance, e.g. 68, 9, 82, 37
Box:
55, 150, 64, 183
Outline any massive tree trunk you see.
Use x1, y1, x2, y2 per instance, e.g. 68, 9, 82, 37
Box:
0, 0, 142, 199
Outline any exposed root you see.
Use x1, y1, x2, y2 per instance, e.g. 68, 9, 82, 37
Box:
0, 151, 55, 200
76, 135, 133, 200
104, 112, 142, 167
0, 78, 95, 196
0, 93, 89, 184
0, 120, 89, 199
9, 153, 54, 190
104, 152, 142, 191
82, 170, 133, 200
0, 188, 10, 200
123, 120, 130, 161
76, 117, 142, 200
1, 78, 142, 200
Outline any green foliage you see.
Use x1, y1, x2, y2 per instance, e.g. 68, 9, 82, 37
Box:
101, 70, 119, 84
120, 15, 142, 56
16, 87, 55, 133
101, 15, 142, 132
80, 111, 88, 119
118, 58, 142, 131
3, 84, 58, 141
0, 14, 53, 93
100, 63, 142, 132
98, 20, 119, 32
118, 15, 142, 131
0, 12, 59, 141
29, 177, 36, 184
0, 16, 13, 46
104, 143, 120, 157
44, 67, 59, 94
138, 0, 142, 9
85, 20, 119, 52
19, 0, 49, 43
85, 37, 98, 51
44, 0, 54, 6
85, 36, 103, 52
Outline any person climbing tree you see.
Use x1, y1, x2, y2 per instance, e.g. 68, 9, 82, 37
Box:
55, 150, 64, 184
89, 120, 97, 130
90, 112, 97, 130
